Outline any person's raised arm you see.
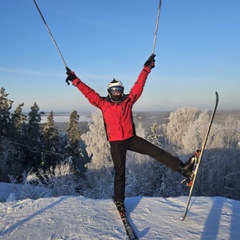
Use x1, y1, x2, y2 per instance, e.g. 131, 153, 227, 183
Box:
129, 54, 156, 103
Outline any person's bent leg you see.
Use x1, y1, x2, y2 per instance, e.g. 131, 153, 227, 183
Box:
128, 135, 181, 170
128, 136, 195, 177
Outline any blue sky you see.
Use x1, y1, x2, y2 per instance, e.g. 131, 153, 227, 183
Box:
1, 0, 240, 113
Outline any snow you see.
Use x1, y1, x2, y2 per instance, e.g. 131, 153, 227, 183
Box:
1, 184, 239, 240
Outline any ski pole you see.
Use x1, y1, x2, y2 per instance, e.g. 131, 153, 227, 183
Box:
33, 0, 67, 68
152, 0, 163, 54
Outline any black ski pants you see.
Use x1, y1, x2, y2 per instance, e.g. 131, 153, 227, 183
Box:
110, 135, 182, 202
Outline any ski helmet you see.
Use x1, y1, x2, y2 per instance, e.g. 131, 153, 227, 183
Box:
107, 79, 124, 94
107, 79, 124, 102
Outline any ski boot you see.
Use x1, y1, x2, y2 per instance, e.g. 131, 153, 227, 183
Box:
113, 199, 126, 217
178, 149, 201, 187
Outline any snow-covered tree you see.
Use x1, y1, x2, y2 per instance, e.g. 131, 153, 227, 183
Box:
82, 113, 182, 199
20, 163, 83, 199
126, 122, 182, 198
148, 120, 160, 145
222, 113, 239, 148
181, 110, 210, 154
165, 107, 198, 151
125, 123, 163, 197
81, 110, 113, 199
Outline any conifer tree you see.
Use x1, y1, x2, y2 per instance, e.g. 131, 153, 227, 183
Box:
8, 103, 27, 179
11, 103, 26, 141
23, 102, 43, 171
0, 88, 14, 181
0, 91, 25, 182
65, 110, 83, 173
66, 110, 81, 157
42, 111, 60, 169
0, 88, 13, 138
26, 102, 42, 144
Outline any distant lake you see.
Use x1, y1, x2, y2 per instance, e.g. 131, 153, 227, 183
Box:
40, 112, 92, 123
40, 110, 240, 126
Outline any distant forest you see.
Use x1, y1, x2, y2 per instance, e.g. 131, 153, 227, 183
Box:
1, 87, 240, 201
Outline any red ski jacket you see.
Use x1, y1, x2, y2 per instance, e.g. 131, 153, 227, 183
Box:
72, 66, 151, 142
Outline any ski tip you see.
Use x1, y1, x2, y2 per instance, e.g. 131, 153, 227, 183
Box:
215, 91, 219, 102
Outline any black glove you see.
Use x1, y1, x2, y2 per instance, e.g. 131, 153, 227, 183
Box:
144, 54, 156, 69
65, 67, 77, 85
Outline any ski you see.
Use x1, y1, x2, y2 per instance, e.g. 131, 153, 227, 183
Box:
113, 200, 138, 240
181, 91, 219, 221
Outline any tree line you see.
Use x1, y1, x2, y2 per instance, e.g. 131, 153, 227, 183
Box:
0, 87, 83, 182
1, 87, 240, 201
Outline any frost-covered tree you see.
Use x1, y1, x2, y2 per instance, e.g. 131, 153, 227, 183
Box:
222, 114, 239, 148
81, 110, 113, 199
177, 109, 240, 200
125, 123, 163, 197
181, 110, 210, 154
148, 120, 160, 145
165, 107, 198, 151
82, 112, 182, 199
126, 122, 182, 198
20, 163, 82, 199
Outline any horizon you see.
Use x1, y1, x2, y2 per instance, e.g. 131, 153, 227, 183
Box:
20, 109, 240, 114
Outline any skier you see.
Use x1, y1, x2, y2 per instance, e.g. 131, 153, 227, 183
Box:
66, 54, 194, 213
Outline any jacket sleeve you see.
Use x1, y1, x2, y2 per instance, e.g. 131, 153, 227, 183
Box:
129, 66, 151, 103
72, 78, 103, 108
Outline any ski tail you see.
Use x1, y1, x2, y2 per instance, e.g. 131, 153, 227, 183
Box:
113, 200, 138, 240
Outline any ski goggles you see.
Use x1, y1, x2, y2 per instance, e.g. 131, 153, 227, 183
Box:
109, 86, 123, 94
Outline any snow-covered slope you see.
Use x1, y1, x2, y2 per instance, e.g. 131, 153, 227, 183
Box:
0, 195, 239, 240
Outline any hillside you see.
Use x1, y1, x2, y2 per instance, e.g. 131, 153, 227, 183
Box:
0, 193, 239, 240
